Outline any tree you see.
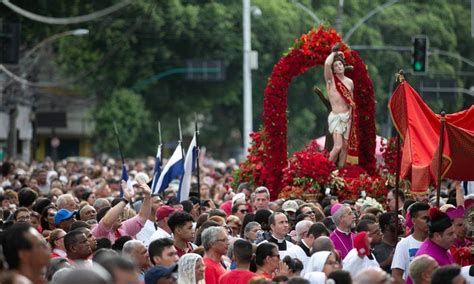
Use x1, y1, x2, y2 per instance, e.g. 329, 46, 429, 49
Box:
7, 0, 473, 158
93, 88, 152, 156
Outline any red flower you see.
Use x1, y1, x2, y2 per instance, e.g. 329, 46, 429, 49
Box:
233, 26, 376, 199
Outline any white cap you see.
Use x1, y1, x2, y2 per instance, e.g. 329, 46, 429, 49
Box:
282, 200, 299, 213
232, 193, 246, 206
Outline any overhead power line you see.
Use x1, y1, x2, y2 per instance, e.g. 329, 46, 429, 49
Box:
0, 64, 58, 87
0, 0, 133, 24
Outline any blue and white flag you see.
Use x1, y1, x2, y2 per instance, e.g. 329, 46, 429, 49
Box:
120, 162, 130, 198
150, 145, 162, 194
178, 133, 198, 202
153, 143, 184, 194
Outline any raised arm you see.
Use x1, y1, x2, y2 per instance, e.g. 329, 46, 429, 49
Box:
324, 51, 337, 84
137, 181, 152, 222
454, 181, 464, 207
100, 180, 133, 228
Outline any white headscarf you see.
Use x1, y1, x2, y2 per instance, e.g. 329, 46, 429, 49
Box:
302, 251, 331, 276
304, 271, 327, 284
177, 253, 203, 284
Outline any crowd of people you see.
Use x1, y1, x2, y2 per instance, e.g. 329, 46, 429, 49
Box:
0, 157, 473, 284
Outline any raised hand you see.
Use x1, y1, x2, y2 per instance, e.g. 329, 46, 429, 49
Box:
331, 42, 341, 52
276, 261, 290, 277
121, 180, 132, 201
138, 181, 151, 197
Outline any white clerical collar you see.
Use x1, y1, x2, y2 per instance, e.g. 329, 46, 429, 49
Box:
301, 239, 310, 249
271, 234, 285, 243
336, 227, 351, 236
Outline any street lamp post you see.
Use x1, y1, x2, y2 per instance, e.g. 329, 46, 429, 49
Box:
243, 0, 252, 155
21, 29, 89, 69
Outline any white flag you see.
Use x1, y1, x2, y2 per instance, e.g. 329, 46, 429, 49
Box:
178, 133, 197, 201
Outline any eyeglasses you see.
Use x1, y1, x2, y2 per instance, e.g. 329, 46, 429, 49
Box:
54, 235, 65, 241
239, 209, 248, 213
215, 238, 228, 243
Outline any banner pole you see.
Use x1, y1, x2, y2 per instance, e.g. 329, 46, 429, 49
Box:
436, 112, 446, 208
393, 69, 405, 244
195, 113, 201, 202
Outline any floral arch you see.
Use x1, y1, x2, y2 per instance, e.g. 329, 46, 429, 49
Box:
235, 26, 377, 200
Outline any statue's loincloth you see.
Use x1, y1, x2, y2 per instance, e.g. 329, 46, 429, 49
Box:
328, 111, 351, 140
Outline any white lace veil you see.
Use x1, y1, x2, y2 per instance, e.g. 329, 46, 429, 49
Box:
177, 253, 203, 284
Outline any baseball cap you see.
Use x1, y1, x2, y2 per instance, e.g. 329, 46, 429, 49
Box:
54, 209, 76, 224
155, 205, 176, 221
282, 200, 298, 213
232, 193, 246, 206
145, 265, 177, 284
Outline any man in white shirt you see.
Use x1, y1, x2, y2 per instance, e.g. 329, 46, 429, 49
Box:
286, 220, 318, 268
343, 231, 380, 277
264, 211, 294, 258
149, 205, 176, 244
391, 202, 430, 282
136, 194, 163, 246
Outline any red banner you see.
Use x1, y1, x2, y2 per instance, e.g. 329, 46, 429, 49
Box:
388, 81, 474, 193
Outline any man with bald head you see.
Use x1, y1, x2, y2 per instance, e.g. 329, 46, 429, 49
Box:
123, 240, 150, 276
409, 255, 439, 284
354, 267, 393, 284
313, 236, 335, 253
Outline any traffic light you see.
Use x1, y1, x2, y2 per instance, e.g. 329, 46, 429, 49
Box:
412, 35, 428, 73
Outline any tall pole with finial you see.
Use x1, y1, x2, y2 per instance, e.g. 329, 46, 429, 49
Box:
195, 113, 201, 201
436, 112, 446, 208
113, 121, 127, 197
393, 70, 405, 243
178, 118, 184, 158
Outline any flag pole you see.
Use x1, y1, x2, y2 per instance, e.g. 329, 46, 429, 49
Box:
393, 70, 405, 244
178, 117, 185, 159
158, 120, 162, 165
178, 118, 183, 144
195, 113, 201, 202
150, 121, 163, 195
436, 111, 446, 208
158, 121, 162, 147
113, 121, 125, 164
113, 121, 127, 197
394, 133, 401, 240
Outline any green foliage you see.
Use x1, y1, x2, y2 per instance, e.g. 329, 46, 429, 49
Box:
93, 89, 153, 156
9, 0, 474, 158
